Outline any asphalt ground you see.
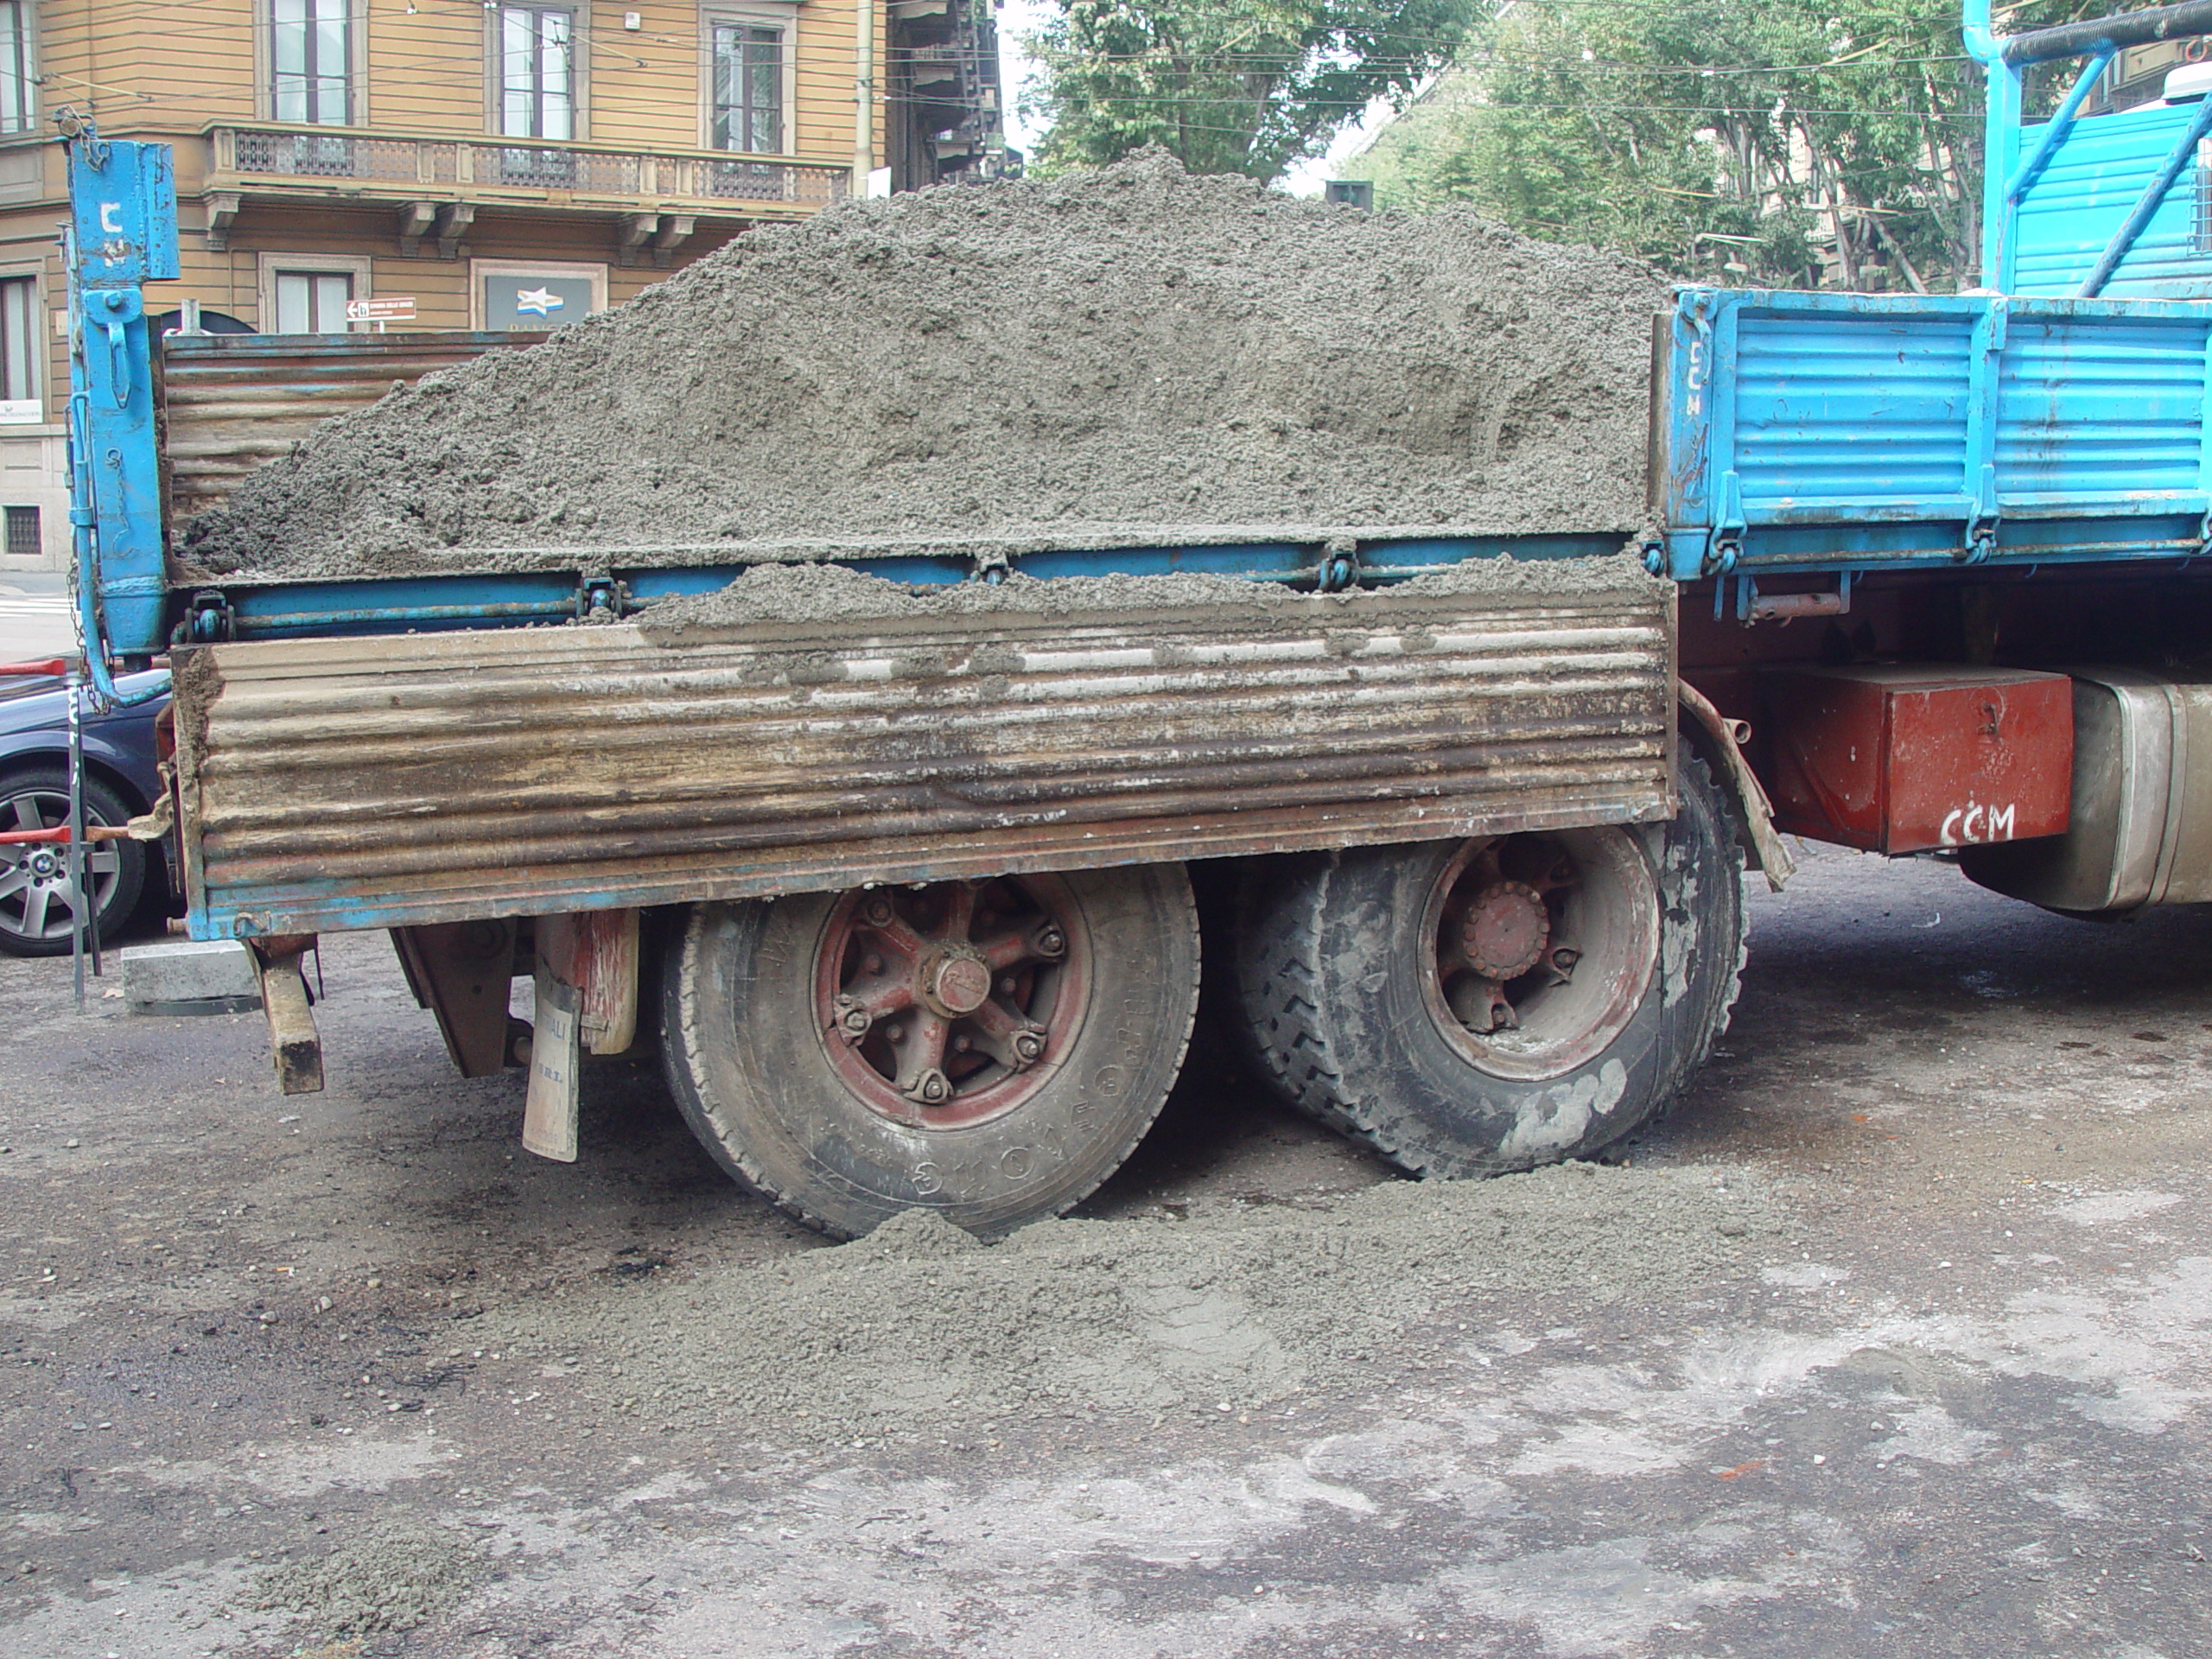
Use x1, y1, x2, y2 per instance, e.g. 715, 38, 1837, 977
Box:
2, 844, 2209, 1658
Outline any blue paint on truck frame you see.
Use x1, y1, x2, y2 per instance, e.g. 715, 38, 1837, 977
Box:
1653, 286, 2212, 581
65, 134, 176, 690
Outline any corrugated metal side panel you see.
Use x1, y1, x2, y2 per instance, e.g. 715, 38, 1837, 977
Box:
1732, 311, 1974, 509
1995, 313, 2212, 499
2013, 100, 2212, 298
172, 583, 1677, 937
157, 332, 548, 522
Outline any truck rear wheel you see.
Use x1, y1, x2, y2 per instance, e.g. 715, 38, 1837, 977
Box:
661, 864, 1202, 1238
1234, 750, 1744, 1177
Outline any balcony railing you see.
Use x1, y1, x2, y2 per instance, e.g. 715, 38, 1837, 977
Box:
210, 124, 849, 211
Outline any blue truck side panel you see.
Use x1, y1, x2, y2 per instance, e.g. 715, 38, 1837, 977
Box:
2009, 97, 2212, 298
1656, 286, 2212, 581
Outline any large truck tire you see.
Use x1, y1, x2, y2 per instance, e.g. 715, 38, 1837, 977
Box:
660, 864, 1201, 1239
1234, 750, 1744, 1178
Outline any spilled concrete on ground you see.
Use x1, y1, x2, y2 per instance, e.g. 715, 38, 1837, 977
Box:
478, 1162, 1781, 1447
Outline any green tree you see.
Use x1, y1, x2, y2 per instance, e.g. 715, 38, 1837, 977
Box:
1349, 0, 2106, 289
1024, 0, 1484, 182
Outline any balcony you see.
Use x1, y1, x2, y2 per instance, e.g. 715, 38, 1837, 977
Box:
206, 124, 850, 218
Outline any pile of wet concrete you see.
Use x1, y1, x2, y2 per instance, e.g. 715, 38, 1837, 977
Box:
177, 151, 1671, 584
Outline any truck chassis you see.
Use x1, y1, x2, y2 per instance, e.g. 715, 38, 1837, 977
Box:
43, 0, 2212, 1236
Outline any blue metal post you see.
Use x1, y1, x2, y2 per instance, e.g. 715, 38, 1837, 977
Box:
1980, 64, 2024, 289
63, 132, 177, 695
2003, 49, 2114, 208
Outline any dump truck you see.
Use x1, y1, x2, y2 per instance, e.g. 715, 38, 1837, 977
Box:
45, 0, 2212, 1238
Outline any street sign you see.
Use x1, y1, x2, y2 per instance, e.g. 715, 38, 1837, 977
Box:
345, 296, 416, 323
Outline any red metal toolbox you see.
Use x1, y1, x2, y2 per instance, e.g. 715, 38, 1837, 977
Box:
1759, 664, 2074, 855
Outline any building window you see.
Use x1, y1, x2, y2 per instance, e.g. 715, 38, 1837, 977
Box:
711, 23, 782, 154
271, 0, 352, 126
0, 275, 36, 422
3, 505, 36, 558
272, 269, 353, 333
499, 6, 575, 139
0, 3, 30, 136
2199, 137, 2212, 254
471, 259, 606, 331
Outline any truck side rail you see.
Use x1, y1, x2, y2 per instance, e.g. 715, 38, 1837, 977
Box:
171, 531, 1631, 643
1650, 285, 2212, 582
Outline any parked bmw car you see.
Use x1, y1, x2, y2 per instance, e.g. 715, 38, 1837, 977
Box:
0, 666, 172, 955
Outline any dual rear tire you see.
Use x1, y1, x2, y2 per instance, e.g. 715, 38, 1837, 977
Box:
1232, 752, 1744, 1179
658, 752, 1744, 1236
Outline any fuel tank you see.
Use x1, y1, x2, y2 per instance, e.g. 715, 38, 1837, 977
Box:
1963, 670, 2212, 913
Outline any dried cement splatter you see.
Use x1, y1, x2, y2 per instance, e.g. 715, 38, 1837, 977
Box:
179, 151, 1669, 583
252, 1523, 486, 1636
636, 549, 1662, 637
481, 1163, 1780, 1448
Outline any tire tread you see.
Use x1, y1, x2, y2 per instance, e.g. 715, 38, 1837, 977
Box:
1233, 749, 1746, 1175
664, 871, 1203, 1240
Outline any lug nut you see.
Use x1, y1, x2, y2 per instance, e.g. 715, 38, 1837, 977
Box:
862, 897, 895, 927
1033, 924, 1066, 959
910, 1069, 951, 1105
840, 1007, 871, 1036
1012, 1028, 1046, 1065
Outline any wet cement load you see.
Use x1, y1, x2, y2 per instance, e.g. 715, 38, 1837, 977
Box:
636, 548, 1668, 639
178, 152, 1670, 582
482, 1164, 1779, 1450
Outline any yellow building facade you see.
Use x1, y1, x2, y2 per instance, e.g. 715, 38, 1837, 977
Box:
0, 0, 1006, 566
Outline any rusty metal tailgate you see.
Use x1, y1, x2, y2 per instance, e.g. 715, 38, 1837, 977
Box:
158, 332, 546, 523
171, 572, 1677, 939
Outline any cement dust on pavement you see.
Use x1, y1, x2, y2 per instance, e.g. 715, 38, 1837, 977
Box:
480, 1163, 1781, 1448
251, 1522, 486, 1637
180, 151, 1666, 583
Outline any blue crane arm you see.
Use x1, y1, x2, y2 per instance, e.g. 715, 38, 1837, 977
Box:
63, 128, 175, 699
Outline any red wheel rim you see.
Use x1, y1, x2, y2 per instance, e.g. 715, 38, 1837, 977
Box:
1421, 828, 1659, 1082
812, 874, 1092, 1128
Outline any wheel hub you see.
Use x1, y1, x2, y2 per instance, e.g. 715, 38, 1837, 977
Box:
815, 876, 1086, 1128
921, 950, 993, 1017
1460, 880, 1548, 980
1425, 829, 1660, 1080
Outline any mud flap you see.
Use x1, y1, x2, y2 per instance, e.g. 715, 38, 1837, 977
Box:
1679, 682, 1796, 892
523, 971, 581, 1162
